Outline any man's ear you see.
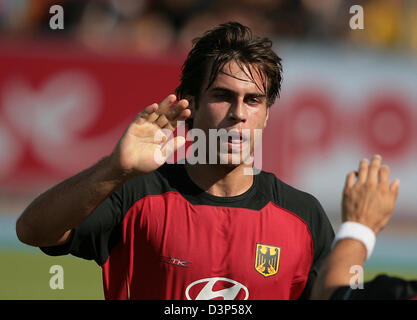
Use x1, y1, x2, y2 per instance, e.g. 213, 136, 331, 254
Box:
263, 107, 270, 128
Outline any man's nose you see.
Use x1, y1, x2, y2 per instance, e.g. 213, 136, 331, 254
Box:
229, 98, 247, 122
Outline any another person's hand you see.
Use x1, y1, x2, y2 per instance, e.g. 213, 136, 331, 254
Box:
342, 155, 400, 235
110, 94, 191, 177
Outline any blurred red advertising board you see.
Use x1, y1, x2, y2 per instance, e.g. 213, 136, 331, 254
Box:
0, 44, 183, 193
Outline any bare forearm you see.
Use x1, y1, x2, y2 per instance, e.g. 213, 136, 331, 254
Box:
16, 156, 131, 247
311, 239, 366, 299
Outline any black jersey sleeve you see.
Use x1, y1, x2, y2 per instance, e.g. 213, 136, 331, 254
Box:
266, 174, 335, 300
40, 184, 124, 265
298, 196, 335, 299
330, 274, 417, 300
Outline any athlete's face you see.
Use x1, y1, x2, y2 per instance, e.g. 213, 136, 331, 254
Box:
191, 60, 269, 166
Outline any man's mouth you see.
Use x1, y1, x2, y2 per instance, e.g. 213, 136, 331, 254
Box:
222, 130, 250, 150
227, 135, 243, 144
227, 130, 249, 142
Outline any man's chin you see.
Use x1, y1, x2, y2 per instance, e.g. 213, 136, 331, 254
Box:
217, 152, 253, 167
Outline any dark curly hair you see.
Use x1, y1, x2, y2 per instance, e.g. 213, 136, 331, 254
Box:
175, 21, 283, 129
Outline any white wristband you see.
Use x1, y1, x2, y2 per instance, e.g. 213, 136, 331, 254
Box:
332, 222, 376, 260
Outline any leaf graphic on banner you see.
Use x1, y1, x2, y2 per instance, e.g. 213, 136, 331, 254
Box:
2, 71, 100, 145
0, 71, 125, 175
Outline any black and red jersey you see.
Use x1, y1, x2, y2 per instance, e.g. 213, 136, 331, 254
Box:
331, 274, 417, 300
41, 164, 334, 300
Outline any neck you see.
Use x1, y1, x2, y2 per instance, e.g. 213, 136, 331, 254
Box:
184, 163, 254, 197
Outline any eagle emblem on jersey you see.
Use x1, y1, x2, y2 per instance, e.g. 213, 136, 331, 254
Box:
255, 243, 280, 277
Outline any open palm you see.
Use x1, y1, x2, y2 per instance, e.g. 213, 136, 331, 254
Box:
111, 94, 190, 176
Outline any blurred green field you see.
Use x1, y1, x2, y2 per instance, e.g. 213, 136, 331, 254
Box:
0, 249, 103, 299
364, 267, 417, 282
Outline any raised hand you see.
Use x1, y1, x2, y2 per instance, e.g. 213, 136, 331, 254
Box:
342, 155, 400, 234
110, 94, 191, 176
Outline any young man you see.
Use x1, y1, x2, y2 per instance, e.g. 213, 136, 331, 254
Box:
16, 22, 334, 300
311, 155, 417, 300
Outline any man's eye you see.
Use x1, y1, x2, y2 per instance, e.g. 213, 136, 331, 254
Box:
213, 94, 229, 100
247, 98, 260, 105
214, 93, 228, 99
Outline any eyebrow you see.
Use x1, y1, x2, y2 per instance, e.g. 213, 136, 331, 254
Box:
209, 86, 266, 98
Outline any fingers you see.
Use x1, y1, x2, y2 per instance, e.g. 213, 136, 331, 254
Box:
177, 108, 192, 121
378, 165, 390, 186
352, 155, 400, 196
166, 99, 190, 121
367, 154, 382, 183
357, 158, 369, 184
134, 94, 176, 125
155, 94, 189, 121
136, 94, 191, 130
344, 171, 356, 190
147, 112, 161, 123
356, 155, 382, 185
390, 178, 400, 199
134, 103, 158, 124
144, 103, 158, 114
156, 94, 177, 116
155, 114, 169, 128
343, 155, 400, 234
